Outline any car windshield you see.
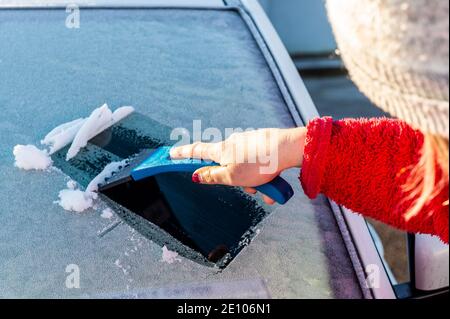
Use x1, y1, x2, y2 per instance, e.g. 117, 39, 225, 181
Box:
0, 8, 362, 298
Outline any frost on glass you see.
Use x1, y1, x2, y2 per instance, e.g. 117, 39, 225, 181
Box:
0, 9, 361, 298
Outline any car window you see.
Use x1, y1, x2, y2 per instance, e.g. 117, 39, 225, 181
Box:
0, 8, 362, 298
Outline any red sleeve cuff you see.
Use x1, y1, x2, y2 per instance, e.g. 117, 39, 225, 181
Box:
300, 117, 333, 199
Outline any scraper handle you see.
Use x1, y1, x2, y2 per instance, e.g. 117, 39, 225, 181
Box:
131, 146, 294, 205
253, 176, 294, 205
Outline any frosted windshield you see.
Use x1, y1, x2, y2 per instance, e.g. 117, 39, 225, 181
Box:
0, 8, 361, 298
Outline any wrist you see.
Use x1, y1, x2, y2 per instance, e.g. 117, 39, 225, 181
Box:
279, 127, 307, 170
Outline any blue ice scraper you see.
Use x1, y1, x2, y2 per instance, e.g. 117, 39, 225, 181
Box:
98, 146, 294, 205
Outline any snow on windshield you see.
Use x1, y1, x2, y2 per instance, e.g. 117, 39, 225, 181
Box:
0, 8, 351, 298
13, 104, 133, 213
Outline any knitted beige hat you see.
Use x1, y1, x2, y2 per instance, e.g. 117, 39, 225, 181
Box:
326, 0, 449, 138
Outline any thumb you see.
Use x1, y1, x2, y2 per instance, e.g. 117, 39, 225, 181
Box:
192, 166, 233, 186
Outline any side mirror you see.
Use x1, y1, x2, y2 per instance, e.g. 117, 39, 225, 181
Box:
414, 234, 449, 292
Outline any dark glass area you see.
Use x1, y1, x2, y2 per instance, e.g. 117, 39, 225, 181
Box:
100, 171, 268, 265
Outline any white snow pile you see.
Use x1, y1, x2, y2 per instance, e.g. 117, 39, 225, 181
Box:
54, 179, 96, 213
14, 103, 134, 168
66, 180, 78, 190
56, 189, 95, 213
41, 118, 85, 155
161, 246, 182, 264
13, 144, 53, 170
54, 159, 126, 213
85, 159, 128, 193
13, 103, 135, 214
41, 103, 134, 159
64, 104, 134, 160
101, 208, 114, 219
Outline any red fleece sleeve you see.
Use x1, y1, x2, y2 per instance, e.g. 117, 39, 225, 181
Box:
300, 117, 449, 244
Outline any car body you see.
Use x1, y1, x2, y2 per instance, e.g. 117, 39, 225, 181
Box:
0, 0, 447, 299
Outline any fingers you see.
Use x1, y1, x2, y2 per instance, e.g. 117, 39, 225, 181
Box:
192, 166, 233, 186
243, 187, 275, 205
262, 195, 276, 205
193, 169, 276, 205
192, 164, 256, 187
170, 142, 219, 162
243, 187, 257, 194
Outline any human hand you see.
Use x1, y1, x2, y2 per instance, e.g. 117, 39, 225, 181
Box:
170, 127, 306, 205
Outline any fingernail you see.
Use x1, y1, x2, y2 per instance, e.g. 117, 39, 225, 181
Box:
192, 173, 200, 183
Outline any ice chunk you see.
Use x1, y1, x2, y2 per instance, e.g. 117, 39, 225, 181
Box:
112, 106, 135, 123
66, 104, 113, 161
40, 104, 134, 159
56, 159, 125, 213
34, 104, 134, 215
56, 189, 94, 213
85, 159, 128, 193
101, 208, 114, 219
66, 104, 134, 161
66, 180, 77, 190
13, 144, 53, 170
41, 118, 86, 155
161, 246, 181, 264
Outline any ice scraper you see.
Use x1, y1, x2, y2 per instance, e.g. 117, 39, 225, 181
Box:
98, 146, 294, 205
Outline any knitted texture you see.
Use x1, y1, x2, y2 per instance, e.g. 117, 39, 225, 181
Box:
300, 117, 449, 244
326, 0, 449, 138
